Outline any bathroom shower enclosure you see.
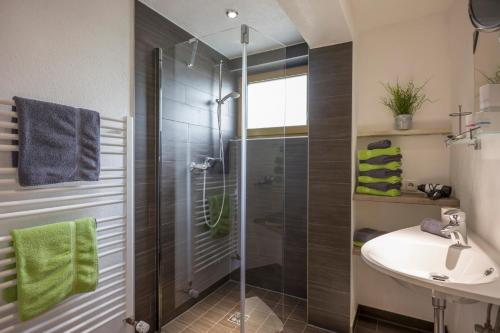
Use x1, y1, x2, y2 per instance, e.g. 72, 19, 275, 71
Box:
153, 24, 297, 332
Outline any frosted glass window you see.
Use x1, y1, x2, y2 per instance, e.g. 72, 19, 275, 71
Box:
247, 74, 307, 129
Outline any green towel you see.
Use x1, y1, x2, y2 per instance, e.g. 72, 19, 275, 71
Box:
356, 186, 401, 197
358, 147, 401, 161
353, 240, 364, 248
5, 218, 98, 321
208, 195, 231, 239
358, 175, 402, 184
359, 161, 402, 172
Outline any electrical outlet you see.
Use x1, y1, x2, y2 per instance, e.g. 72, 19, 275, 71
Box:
403, 179, 418, 192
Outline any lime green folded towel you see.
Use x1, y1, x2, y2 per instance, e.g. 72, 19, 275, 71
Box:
353, 240, 364, 248
358, 175, 402, 184
356, 186, 401, 197
359, 161, 402, 172
358, 147, 401, 161
208, 195, 231, 239
5, 218, 98, 321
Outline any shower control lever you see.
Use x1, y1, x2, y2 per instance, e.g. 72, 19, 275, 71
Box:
190, 157, 220, 172
190, 161, 210, 171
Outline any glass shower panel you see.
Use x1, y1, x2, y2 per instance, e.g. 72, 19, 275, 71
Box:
157, 25, 291, 333
238, 26, 288, 333
158, 34, 241, 327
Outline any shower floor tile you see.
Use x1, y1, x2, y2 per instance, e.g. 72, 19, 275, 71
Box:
161, 281, 328, 333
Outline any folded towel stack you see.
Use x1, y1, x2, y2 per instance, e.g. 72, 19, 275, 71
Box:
353, 228, 386, 248
356, 140, 403, 197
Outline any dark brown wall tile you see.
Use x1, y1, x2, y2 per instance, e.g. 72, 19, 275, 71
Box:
307, 42, 352, 333
135, 1, 237, 327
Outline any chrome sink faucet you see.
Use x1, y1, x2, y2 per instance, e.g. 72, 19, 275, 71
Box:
441, 210, 468, 247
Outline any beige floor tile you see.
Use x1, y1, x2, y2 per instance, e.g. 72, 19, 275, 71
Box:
178, 309, 202, 325
203, 308, 227, 323
190, 316, 216, 332
288, 301, 307, 322
280, 319, 306, 333
208, 323, 234, 333
162, 319, 188, 333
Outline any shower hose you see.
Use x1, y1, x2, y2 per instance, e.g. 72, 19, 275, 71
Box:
202, 102, 226, 229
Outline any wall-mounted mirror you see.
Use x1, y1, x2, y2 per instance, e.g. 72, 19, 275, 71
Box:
471, 0, 500, 122
469, 0, 500, 54
469, 0, 500, 31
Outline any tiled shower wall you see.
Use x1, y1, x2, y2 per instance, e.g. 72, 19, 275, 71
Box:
135, 1, 238, 327
136, 1, 310, 326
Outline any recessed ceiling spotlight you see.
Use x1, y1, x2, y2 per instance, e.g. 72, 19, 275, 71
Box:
226, 9, 239, 19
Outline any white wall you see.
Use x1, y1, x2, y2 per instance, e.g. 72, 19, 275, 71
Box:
447, 0, 500, 331
354, 0, 500, 330
353, 10, 453, 323
0, 0, 133, 119
0, 1, 133, 332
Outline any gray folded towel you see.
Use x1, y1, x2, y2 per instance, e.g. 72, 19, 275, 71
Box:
358, 182, 402, 192
420, 218, 450, 239
367, 139, 391, 150
353, 228, 386, 243
360, 154, 402, 165
14, 97, 100, 186
359, 169, 403, 178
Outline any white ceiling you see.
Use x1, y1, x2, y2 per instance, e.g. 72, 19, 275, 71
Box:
139, 0, 456, 58
277, 0, 353, 49
139, 0, 305, 58
350, 0, 455, 32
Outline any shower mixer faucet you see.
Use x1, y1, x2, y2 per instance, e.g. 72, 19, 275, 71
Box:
190, 157, 219, 172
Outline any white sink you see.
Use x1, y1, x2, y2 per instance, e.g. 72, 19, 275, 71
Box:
362, 226, 499, 287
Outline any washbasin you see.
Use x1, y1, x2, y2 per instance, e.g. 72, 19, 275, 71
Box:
361, 226, 499, 286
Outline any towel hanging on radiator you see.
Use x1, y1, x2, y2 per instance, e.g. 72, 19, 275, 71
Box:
3, 217, 98, 321
13, 96, 101, 186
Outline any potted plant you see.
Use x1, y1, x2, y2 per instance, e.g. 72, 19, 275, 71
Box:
381, 79, 432, 130
478, 67, 500, 112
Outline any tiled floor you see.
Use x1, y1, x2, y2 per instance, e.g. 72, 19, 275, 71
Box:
161, 281, 331, 333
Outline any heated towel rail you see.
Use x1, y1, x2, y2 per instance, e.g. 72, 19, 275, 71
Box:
191, 172, 238, 275
0, 99, 134, 333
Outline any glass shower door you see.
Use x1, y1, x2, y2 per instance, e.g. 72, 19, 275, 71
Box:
237, 25, 289, 333
158, 34, 241, 328
157, 24, 291, 333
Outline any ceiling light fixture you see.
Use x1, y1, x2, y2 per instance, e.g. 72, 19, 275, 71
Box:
226, 9, 239, 19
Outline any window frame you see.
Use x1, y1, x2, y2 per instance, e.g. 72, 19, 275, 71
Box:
238, 65, 308, 138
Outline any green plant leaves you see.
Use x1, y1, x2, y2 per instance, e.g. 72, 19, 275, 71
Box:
381, 79, 432, 116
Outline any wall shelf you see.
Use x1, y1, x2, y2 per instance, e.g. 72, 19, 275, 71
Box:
357, 128, 451, 138
353, 192, 460, 207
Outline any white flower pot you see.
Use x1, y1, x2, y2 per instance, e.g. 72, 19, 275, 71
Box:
479, 83, 500, 112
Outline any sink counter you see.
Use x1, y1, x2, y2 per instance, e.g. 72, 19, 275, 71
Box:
361, 226, 500, 305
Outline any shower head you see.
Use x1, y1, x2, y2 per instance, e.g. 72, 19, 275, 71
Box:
217, 92, 240, 104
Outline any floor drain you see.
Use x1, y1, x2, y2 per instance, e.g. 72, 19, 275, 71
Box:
228, 312, 250, 326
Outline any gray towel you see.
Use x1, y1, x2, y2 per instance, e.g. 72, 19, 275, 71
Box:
420, 218, 450, 239
358, 182, 402, 192
14, 97, 100, 186
353, 228, 386, 243
359, 169, 403, 178
367, 139, 391, 150
360, 154, 402, 165
359, 169, 402, 178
